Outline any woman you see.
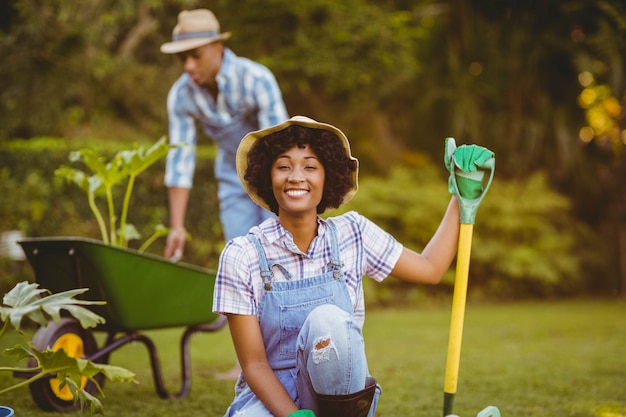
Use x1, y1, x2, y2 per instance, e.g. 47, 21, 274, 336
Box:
213, 116, 463, 417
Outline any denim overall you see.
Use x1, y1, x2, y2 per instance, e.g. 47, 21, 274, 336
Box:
208, 117, 274, 240
223, 223, 380, 417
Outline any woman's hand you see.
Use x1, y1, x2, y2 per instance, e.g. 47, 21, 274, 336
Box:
287, 411, 316, 417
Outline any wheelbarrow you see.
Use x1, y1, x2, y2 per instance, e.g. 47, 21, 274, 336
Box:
15, 237, 227, 412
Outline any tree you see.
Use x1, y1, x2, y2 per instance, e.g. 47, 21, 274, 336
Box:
1, 0, 623, 295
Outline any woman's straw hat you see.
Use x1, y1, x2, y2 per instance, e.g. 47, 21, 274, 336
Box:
236, 116, 359, 212
161, 9, 231, 54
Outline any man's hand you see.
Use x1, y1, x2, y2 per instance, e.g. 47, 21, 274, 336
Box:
164, 227, 186, 261
165, 186, 191, 261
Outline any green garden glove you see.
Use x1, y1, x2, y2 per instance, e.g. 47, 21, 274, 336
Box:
445, 143, 494, 199
287, 410, 316, 417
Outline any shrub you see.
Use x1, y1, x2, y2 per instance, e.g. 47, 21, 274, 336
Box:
331, 162, 613, 301
0, 137, 223, 271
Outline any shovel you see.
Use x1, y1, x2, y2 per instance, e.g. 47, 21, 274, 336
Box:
443, 138, 499, 417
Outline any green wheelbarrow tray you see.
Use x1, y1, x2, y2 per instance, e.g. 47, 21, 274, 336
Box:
19, 236, 220, 331
16, 237, 227, 409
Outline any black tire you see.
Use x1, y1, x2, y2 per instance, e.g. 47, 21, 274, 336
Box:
28, 318, 105, 412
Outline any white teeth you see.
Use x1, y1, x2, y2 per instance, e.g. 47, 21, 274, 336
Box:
286, 190, 308, 197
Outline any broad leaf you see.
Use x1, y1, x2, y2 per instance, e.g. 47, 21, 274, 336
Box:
70, 149, 126, 189
27, 345, 136, 383
118, 136, 171, 177
55, 166, 106, 198
2, 281, 47, 308
121, 223, 141, 242
2, 344, 35, 362
68, 379, 104, 414
1, 282, 105, 330
3, 344, 136, 414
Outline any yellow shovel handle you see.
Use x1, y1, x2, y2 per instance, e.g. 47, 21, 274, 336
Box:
444, 223, 473, 394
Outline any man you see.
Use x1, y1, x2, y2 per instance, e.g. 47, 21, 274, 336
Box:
160, 9, 289, 260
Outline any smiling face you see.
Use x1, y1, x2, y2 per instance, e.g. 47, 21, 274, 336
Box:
243, 124, 358, 215
271, 145, 325, 218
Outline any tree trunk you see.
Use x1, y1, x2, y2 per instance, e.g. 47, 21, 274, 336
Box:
117, 1, 156, 59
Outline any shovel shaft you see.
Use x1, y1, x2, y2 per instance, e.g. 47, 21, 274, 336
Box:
443, 223, 474, 415
441, 138, 495, 416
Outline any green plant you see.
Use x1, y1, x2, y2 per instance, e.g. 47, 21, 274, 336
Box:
0, 281, 136, 414
332, 163, 613, 298
54, 137, 183, 250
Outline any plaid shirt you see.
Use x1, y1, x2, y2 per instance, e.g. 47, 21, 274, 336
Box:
213, 211, 403, 326
164, 48, 288, 188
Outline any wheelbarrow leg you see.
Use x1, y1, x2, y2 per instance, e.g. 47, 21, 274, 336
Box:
86, 316, 227, 399
87, 332, 173, 398
177, 317, 229, 398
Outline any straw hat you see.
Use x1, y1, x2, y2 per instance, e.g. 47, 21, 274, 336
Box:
160, 9, 231, 54
236, 116, 359, 212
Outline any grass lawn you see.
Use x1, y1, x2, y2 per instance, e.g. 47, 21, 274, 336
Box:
1, 299, 625, 417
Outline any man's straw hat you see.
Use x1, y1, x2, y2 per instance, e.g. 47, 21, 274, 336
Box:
161, 9, 231, 54
236, 116, 359, 212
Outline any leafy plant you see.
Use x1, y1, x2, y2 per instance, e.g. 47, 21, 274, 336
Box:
332, 163, 611, 299
54, 137, 182, 250
0, 281, 136, 414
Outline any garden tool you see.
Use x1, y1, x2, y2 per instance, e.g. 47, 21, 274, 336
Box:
443, 138, 500, 417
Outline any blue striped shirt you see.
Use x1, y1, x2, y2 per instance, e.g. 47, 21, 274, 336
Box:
164, 48, 288, 189
212, 211, 403, 326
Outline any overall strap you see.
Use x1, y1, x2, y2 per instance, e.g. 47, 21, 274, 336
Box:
246, 234, 273, 291
326, 221, 344, 279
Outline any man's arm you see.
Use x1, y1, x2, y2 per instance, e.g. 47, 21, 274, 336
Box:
164, 82, 198, 260
164, 186, 190, 260
254, 67, 289, 129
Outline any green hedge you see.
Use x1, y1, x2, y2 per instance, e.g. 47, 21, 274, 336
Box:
0, 137, 223, 294
0, 139, 618, 300
334, 163, 618, 301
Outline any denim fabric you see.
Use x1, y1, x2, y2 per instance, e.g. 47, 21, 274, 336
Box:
217, 181, 274, 241
223, 224, 380, 416
213, 213, 403, 320
295, 304, 376, 417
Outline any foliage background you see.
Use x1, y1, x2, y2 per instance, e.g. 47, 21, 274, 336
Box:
1, 0, 625, 299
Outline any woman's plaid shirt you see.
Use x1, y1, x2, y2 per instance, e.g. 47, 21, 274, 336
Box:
213, 211, 403, 327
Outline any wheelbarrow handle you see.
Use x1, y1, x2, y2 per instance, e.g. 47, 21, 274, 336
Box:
445, 138, 495, 225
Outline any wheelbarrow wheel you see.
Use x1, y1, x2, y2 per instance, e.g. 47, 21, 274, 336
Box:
28, 317, 105, 412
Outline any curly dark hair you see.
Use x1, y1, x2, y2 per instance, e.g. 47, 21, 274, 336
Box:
244, 124, 358, 215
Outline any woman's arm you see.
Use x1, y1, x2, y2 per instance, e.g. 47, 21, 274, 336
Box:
390, 196, 460, 284
227, 314, 299, 417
